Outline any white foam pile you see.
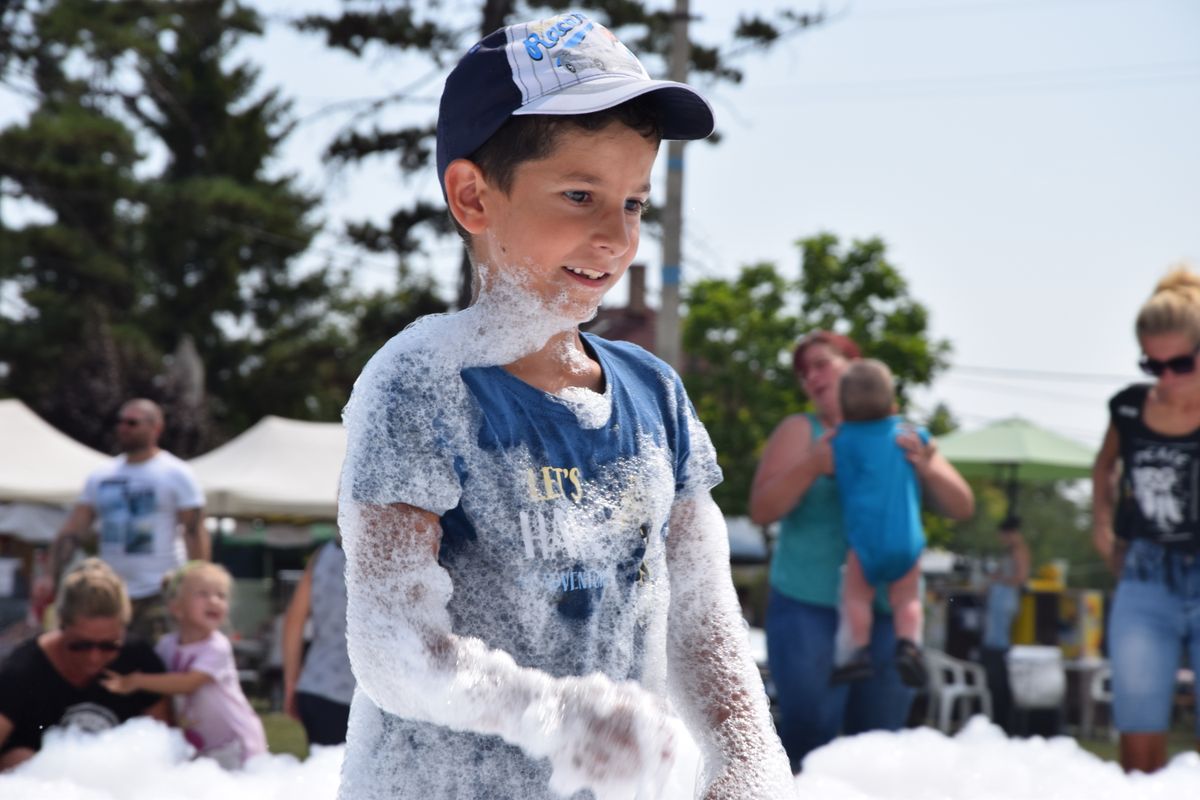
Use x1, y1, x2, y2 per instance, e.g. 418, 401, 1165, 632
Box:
2, 716, 1199, 799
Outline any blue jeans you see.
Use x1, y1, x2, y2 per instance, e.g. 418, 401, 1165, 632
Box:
765, 588, 914, 772
982, 583, 1019, 650
1108, 539, 1200, 735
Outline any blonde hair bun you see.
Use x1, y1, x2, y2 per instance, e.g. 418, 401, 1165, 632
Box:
1138, 263, 1200, 342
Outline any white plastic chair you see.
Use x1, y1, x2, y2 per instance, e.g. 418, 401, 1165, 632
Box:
1088, 663, 1116, 741
924, 648, 993, 733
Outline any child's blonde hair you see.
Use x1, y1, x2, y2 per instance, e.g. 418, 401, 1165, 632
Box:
163, 560, 233, 603
58, 558, 131, 628
1137, 265, 1200, 344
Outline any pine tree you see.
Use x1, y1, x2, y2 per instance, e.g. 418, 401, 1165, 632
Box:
0, 0, 418, 451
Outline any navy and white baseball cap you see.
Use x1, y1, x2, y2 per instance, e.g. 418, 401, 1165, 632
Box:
436, 11, 715, 196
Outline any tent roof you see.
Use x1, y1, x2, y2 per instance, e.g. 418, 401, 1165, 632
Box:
0, 502, 70, 544
937, 417, 1096, 481
0, 399, 112, 505
189, 416, 345, 519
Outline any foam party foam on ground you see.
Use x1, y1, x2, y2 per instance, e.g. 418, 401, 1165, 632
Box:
3, 716, 1200, 799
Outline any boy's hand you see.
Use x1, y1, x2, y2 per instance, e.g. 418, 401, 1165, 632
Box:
536, 676, 679, 800
100, 670, 140, 695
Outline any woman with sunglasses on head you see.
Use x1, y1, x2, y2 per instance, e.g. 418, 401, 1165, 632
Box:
1093, 265, 1200, 774
0, 558, 168, 770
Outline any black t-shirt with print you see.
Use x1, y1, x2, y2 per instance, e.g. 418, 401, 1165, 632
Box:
1110, 383, 1200, 550
0, 636, 165, 755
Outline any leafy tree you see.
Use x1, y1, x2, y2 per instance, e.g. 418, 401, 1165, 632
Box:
682, 233, 952, 515
295, 0, 825, 308
938, 480, 1105, 591
681, 262, 804, 515
796, 232, 951, 406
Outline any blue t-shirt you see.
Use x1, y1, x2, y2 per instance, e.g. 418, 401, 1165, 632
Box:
343, 331, 721, 799
832, 416, 927, 585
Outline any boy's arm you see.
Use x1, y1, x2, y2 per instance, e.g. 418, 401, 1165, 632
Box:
102, 669, 212, 696
343, 501, 681, 797
664, 492, 795, 799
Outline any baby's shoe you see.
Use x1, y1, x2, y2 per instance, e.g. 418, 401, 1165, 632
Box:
830, 646, 873, 685
894, 639, 928, 688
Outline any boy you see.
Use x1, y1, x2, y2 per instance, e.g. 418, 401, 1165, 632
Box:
336, 10, 793, 800
829, 360, 929, 688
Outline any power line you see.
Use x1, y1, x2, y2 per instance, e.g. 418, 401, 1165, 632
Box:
944, 376, 1109, 408
946, 363, 1138, 384
851, 0, 1144, 19
788, 60, 1200, 100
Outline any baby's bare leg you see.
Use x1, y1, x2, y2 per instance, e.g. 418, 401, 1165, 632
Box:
838, 550, 875, 661
888, 561, 923, 643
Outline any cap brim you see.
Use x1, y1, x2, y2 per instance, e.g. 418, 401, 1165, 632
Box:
512, 75, 715, 141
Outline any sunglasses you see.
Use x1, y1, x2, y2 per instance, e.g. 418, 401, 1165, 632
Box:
116, 417, 144, 427
65, 638, 123, 653
1140, 350, 1199, 377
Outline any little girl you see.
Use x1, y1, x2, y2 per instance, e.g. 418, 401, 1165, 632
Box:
103, 561, 267, 768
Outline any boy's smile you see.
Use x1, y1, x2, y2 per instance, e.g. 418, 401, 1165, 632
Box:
473, 122, 658, 321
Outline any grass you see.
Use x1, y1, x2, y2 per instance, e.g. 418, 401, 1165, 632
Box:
261, 711, 309, 759
1074, 725, 1196, 764
248, 695, 309, 760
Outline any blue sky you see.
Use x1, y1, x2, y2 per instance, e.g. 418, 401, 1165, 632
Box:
4, 0, 1198, 447
241, 0, 1200, 446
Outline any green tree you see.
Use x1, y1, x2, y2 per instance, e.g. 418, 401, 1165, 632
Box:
682, 233, 952, 516
0, 0, 446, 452
295, 1, 825, 307
796, 232, 951, 406
681, 262, 803, 515
0, 0, 152, 448
941, 481, 1106, 591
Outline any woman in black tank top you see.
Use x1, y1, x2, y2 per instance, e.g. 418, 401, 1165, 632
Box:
1093, 265, 1200, 774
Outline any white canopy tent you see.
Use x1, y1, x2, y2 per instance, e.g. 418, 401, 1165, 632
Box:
0, 503, 70, 545
0, 399, 111, 507
189, 416, 345, 519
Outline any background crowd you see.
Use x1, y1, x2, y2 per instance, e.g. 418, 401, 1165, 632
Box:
1, 266, 1195, 778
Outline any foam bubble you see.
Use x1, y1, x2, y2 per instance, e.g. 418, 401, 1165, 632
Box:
336, 256, 788, 796
0, 718, 342, 800
5, 716, 1200, 798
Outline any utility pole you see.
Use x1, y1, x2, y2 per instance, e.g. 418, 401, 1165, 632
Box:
655, 0, 690, 372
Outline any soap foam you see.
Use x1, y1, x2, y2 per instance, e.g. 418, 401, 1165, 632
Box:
4, 715, 1200, 798
335, 253, 790, 797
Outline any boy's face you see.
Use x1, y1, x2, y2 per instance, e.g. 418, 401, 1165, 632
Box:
473, 122, 658, 321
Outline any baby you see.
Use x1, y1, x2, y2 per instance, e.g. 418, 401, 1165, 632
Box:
103, 561, 267, 768
830, 359, 929, 688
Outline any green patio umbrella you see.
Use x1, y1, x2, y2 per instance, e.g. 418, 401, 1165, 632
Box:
936, 417, 1097, 515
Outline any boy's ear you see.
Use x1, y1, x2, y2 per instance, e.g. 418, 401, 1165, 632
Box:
444, 159, 489, 235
